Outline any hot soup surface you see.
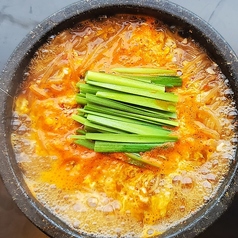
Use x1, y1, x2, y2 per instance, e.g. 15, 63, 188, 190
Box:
11, 15, 237, 237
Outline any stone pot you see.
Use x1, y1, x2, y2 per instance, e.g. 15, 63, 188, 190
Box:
0, 0, 238, 237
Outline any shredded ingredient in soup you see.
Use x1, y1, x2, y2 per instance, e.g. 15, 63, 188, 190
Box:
11, 15, 237, 237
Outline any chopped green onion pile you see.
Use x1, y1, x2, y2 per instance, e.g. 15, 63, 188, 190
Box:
71, 67, 182, 168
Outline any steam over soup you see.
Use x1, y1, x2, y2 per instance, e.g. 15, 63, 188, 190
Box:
11, 15, 237, 237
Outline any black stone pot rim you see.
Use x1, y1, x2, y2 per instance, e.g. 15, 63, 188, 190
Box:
0, 0, 238, 238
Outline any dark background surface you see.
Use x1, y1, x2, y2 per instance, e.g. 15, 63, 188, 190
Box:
0, 0, 238, 237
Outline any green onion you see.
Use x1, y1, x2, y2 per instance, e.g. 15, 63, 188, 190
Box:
84, 133, 178, 143
86, 71, 165, 92
75, 95, 87, 105
86, 94, 176, 119
112, 67, 177, 75
87, 114, 170, 135
94, 141, 160, 153
79, 83, 112, 94
125, 75, 182, 87
76, 129, 86, 135
86, 80, 178, 102
96, 91, 176, 112
79, 108, 174, 128
75, 139, 95, 150
71, 67, 182, 167
72, 114, 87, 124
82, 105, 178, 127
85, 121, 124, 134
